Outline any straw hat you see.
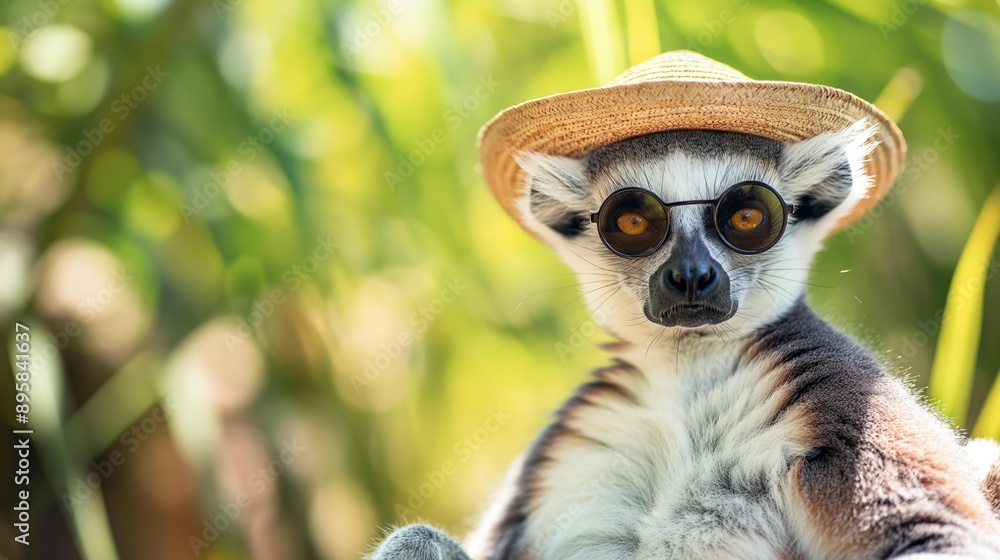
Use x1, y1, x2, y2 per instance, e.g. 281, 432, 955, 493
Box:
478, 50, 905, 234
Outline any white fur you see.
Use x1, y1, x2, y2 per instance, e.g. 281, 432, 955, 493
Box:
527, 343, 810, 559
967, 438, 1000, 482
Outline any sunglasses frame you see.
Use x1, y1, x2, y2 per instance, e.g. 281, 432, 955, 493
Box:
589, 181, 797, 258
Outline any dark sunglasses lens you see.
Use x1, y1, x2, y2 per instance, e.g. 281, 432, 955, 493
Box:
597, 190, 668, 256
715, 183, 787, 253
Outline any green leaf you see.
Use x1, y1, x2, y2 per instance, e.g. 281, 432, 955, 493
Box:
579, 0, 626, 84
928, 187, 1000, 426
623, 0, 660, 66
973, 366, 1000, 438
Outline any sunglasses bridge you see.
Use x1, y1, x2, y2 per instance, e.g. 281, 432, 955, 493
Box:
589, 197, 732, 223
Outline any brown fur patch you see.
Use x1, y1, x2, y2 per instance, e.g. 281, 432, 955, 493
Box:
744, 303, 1000, 556
792, 384, 1000, 557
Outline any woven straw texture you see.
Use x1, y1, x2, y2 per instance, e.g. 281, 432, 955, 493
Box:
478, 50, 906, 235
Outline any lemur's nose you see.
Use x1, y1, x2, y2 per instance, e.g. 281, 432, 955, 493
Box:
660, 260, 720, 300
647, 233, 732, 326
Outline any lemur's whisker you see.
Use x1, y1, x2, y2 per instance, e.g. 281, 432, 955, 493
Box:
708, 323, 725, 341
720, 320, 744, 338
726, 256, 811, 275
562, 246, 648, 283
578, 283, 621, 309
514, 268, 619, 277
553, 283, 622, 315
515, 280, 630, 312
524, 279, 624, 294
755, 278, 800, 305
586, 288, 623, 325
756, 272, 862, 303
645, 325, 670, 359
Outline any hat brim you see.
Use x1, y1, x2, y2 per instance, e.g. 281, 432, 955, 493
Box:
479, 79, 905, 235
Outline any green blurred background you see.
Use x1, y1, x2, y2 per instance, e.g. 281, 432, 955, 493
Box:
0, 0, 999, 558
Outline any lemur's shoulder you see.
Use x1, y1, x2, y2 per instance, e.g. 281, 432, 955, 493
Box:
748, 301, 1000, 556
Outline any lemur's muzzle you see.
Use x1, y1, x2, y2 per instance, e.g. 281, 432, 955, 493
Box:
646, 234, 734, 328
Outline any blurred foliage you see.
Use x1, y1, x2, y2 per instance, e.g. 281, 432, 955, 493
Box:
950, 189, 1000, 437
0, 0, 999, 558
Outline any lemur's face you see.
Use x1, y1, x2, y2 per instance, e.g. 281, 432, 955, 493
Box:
517, 122, 874, 346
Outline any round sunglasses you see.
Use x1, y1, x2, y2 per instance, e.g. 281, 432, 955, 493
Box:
589, 181, 796, 258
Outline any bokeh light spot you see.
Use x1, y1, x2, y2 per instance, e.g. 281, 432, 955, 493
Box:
0, 108, 69, 227
942, 11, 1000, 101
225, 164, 289, 220
110, 0, 171, 20
309, 480, 376, 560
172, 317, 265, 414
20, 25, 92, 83
125, 172, 182, 239
218, 30, 274, 90
34, 238, 149, 363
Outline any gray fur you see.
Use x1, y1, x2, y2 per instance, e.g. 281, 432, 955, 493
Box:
369, 524, 471, 560
584, 129, 784, 184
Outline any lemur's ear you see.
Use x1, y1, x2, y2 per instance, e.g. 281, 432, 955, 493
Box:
514, 152, 592, 238
779, 119, 877, 223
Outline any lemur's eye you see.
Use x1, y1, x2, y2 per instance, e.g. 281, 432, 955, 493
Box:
730, 208, 763, 231
616, 212, 648, 235
593, 189, 669, 257
714, 182, 791, 254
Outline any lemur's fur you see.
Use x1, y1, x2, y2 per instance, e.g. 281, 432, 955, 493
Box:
371, 123, 1000, 559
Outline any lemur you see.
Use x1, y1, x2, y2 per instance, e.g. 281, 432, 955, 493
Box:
370, 122, 1000, 559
